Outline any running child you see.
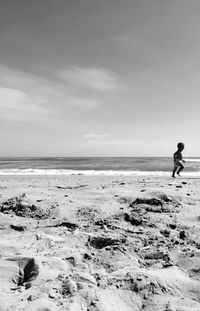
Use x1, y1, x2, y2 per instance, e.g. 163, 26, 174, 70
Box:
172, 142, 185, 178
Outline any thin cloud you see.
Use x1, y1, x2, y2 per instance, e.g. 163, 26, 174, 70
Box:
88, 139, 142, 146
59, 67, 120, 92
0, 65, 100, 116
65, 97, 100, 108
83, 135, 142, 146
0, 87, 51, 121
84, 133, 109, 140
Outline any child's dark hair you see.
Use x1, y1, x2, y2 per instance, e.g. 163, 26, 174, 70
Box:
177, 142, 184, 149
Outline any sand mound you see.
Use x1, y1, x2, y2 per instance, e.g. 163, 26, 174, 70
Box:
0, 195, 50, 219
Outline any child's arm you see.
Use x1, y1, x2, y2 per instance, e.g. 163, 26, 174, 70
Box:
181, 152, 185, 163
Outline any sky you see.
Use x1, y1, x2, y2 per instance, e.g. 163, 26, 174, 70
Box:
1, 0, 200, 157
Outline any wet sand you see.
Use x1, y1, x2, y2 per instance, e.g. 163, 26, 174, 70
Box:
0, 175, 200, 311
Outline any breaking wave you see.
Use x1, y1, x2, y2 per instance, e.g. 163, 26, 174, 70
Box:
0, 169, 200, 177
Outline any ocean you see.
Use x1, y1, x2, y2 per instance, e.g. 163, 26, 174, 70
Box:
0, 157, 200, 176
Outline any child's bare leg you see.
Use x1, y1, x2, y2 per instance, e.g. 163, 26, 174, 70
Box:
177, 164, 184, 176
172, 167, 177, 178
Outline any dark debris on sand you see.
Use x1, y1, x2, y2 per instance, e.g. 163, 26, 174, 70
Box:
0, 195, 50, 219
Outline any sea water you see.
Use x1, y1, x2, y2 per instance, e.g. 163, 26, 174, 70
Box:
0, 157, 200, 176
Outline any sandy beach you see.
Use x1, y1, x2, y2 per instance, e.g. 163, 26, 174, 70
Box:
0, 174, 200, 311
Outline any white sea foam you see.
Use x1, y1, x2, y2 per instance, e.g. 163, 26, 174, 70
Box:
185, 158, 200, 162
0, 169, 200, 177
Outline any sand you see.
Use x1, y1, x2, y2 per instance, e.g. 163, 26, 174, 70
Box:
0, 174, 200, 311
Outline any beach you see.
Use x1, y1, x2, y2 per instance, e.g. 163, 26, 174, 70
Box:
0, 174, 200, 311
2, 0, 200, 309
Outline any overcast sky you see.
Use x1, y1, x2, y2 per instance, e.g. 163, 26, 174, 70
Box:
1, 0, 200, 156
